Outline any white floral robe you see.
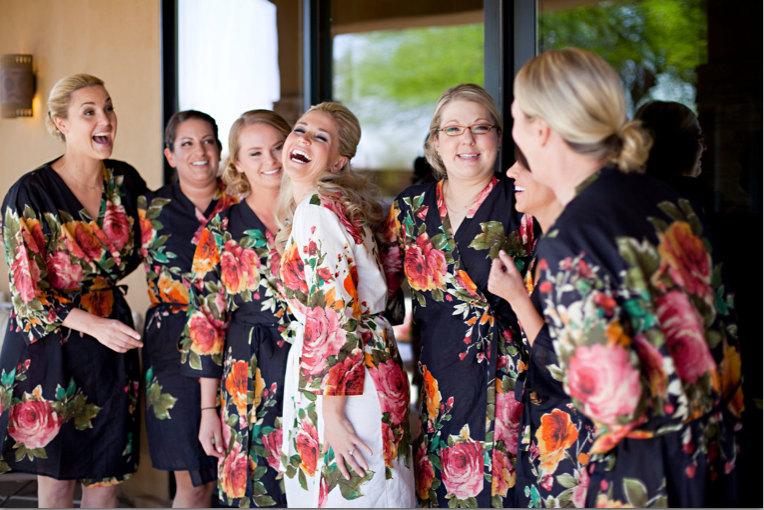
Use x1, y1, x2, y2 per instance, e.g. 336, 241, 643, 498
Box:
279, 194, 415, 508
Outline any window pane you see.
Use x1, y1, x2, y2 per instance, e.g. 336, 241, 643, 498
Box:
538, 0, 707, 114
177, 0, 280, 154
332, 18, 483, 193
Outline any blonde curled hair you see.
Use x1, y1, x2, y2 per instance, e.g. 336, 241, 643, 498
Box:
45, 73, 105, 142
275, 101, 383, 251
514, 47, 651, 173
222, 109, 291, 195
424, 83, 503, 178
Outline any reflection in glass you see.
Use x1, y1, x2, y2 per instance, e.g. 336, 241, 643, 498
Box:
333, 24, 484, 175
538, 0, 708, 113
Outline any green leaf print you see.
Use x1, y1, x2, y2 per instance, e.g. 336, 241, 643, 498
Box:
622, 478, 648, 508
146, 370, 178, 420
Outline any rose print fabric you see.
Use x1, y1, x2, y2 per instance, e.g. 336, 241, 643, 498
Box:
534, 167, 742, 507
0, 159, 145, 482
380, 175, 535, 508
181, 201, 290, 506
514, 259, 596, 508
138, 179, 235, 485
280, 194, 415, 508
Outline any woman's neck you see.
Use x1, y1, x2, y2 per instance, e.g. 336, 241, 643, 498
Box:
247, 187, 280, 233
549, 152, 604, 206
291, 181, 316, 205
54, 153, 103, 188
179, 178, 218, 213
534, 200, 564, 234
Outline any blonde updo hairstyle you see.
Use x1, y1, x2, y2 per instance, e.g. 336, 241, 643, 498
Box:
275, 101, 383, 251
45, 73, 105, 142
424, 83, 503, 179
513, 47, 651, 173
222, 109, 291, 196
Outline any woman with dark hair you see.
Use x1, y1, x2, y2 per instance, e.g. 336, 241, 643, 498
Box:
511, 47, 741, 507
139, 109, 237, 507
0, 73, 146, 507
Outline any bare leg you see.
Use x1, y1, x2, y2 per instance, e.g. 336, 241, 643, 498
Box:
37, 476, 76, 508
172, 471, 215, 508
80, 484, 118, 508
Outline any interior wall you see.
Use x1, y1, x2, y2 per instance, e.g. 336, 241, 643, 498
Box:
0, 0, 165, 505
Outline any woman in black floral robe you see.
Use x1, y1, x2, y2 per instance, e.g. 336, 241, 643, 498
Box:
139, 110, 236, 506
181, 110, 292, 507
0, 74, 145, 507
381, 84, 535, 508
510, 48, 741, 507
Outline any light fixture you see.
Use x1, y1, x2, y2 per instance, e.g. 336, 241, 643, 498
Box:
1, 54, 35, 118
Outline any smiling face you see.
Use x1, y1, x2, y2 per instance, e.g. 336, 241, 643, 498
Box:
164, 118, 221, 190
432, 99, 500, 182
235, 123, 285, 192
506, 159, 558, 217
282, 109, 347, 189
54, 85, 117, 160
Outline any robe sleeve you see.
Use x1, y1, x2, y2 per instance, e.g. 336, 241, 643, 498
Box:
2, 184, 74, 344
379, 199, 406, 325
292, 200, 365, 396
180, 223, 228, 378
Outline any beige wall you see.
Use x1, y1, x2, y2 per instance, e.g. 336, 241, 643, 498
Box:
0, 0, 166, 505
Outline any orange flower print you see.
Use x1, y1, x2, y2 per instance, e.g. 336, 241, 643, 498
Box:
536, 408, 578, 475
253, 368, 265, 410
655, 221, 712, 301
220, 240, 260, 294
455, 269, 478, 297
491, 448, 514, 497
404, 233, 447, 292
80, 277, 114, 317
21, 218, 46, 255
296, 420, 319, 476
192, 228, 220, 277
719, 343, 744, 417
138, 207, 154, 253
225, 360, 249, 418
281, 242, 308, 294
422, 365, 441, 421
157, 272, 189, 305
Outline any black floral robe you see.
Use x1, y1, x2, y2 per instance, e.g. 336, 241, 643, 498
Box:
138, 179, 236, 485
514, 255, 595, 508
533, 166, 742, 507
381, 175, 535, 508
180, 200, 290, 507
0, 159, 145, 483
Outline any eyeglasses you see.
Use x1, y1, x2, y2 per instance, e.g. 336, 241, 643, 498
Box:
438, 124, 496, 137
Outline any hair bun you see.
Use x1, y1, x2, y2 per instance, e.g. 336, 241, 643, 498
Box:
611, 120, 652, 173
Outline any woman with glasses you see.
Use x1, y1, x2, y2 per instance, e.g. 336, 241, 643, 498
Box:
510, 47, 741, 507
380, 83, 535, 507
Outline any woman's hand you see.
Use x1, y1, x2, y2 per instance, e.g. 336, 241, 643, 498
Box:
488, 249, 544, 344
488, 250, 526, 304
322, 395, 373, 480
63, 309, 142, 353
198, 408, 225, 458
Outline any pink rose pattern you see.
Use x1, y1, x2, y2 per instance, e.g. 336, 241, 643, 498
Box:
180, 205, 289, 507
535, 201, 741, 506
378, 178, 531, 507
440, 437, 484, 500
280, 195, 412, 503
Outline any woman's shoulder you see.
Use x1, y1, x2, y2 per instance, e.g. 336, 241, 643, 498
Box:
2, 161, 60, 210
104, 159, 147, 192
295, 192, 364, 243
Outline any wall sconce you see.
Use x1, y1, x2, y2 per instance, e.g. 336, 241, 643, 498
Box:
1, 54, 35, 118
